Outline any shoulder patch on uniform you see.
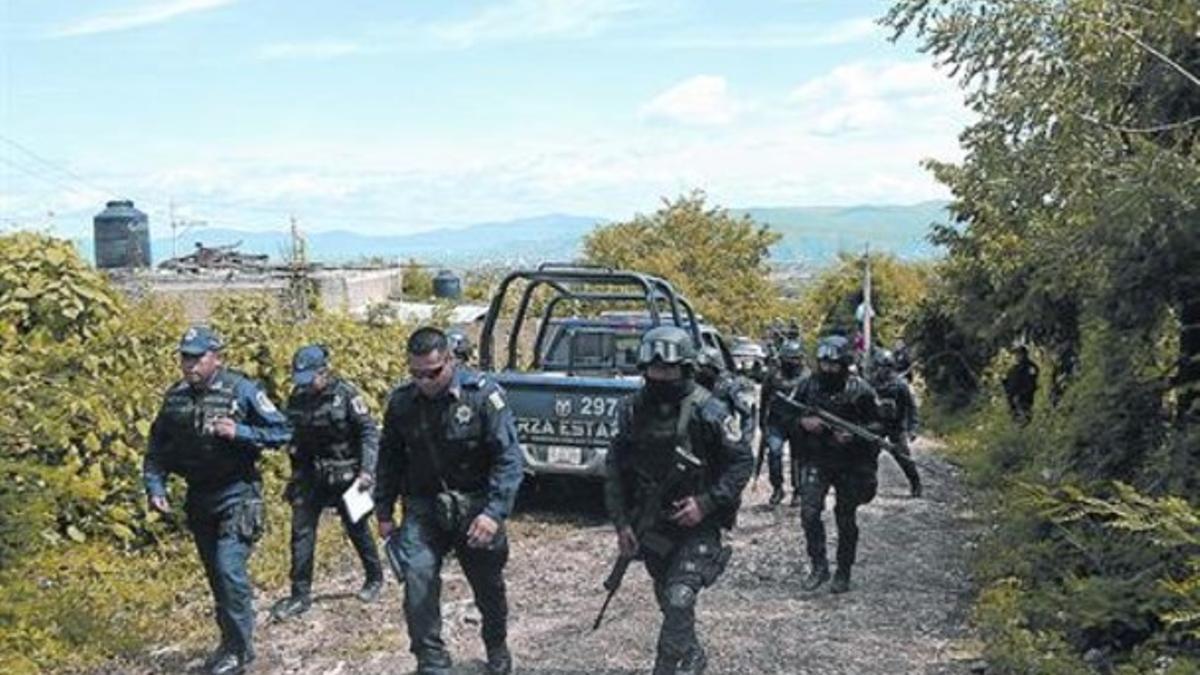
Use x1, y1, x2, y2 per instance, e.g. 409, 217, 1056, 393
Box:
351, 395, 369, 415
255, 390, 278, 414
488, 390, 506, 411
722, 413, 743, 443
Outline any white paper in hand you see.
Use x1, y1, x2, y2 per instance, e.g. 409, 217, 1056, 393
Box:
342, 477, 374, 524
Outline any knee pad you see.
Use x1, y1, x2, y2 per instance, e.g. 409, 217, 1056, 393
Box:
665, 584, 696, 611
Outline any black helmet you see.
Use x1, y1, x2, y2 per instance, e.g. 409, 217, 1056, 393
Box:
815, 335, 852, 366
696, 345, 725, 373
446, 327, 473, 361
874, 349, 896, 370
637, 325, 696, 368
778, 339, 804, 363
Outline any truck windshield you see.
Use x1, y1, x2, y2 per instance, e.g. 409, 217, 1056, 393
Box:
543, 325, 644, 374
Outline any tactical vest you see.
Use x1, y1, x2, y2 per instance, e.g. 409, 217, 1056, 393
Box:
796, 375, 878, 468
872, 377, 907, 432
713, 374, 755, 438
288, 380, 356, 461
628, 387, 711, 503
158, 369, 256, 490
765, 368, 806, 426
392, 382, 493, 496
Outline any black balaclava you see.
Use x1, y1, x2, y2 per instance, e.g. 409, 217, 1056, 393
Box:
644, 371, 695, 404
695, 365, 719, 390
781, 360, 801, 377
816, 362, 848, 393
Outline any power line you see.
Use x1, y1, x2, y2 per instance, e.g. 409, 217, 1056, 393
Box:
0, 133, 119, 198
0, 134, 480, 230
0, 155, 104, 198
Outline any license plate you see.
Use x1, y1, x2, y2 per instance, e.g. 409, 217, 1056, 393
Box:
545, 445, 583, 465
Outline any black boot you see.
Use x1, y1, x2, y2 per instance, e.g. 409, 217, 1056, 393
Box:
909, 477, 923, 498
830, 567, 852, 594
356, 578, 383, 603
416, 650, 452, 675
270, 594, 311, 621
652, 651, 678, 675
485, 643, 513, 675
209, 652, 250, 675
801, 560, 830, 591
203, 642, 231, 670
676, 644, 707, 675
768, 486, 785, 506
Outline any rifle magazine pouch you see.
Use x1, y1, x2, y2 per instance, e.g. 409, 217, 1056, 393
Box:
315, 457, 359, 489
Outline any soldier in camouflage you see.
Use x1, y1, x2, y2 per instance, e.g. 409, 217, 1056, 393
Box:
870, 349, 922, 497
695, 345, 756, 443
759, 338, 809, 506
606, 326, 753, 675
793, 335, 884, 594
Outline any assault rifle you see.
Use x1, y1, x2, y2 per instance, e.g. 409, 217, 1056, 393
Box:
773, 391, 896, 453
592, 445, 703, 631
753, 436, 767, 484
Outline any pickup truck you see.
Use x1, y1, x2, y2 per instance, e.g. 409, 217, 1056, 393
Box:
478, 263, 734, 479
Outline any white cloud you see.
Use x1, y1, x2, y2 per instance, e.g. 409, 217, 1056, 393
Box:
429, 0, 647, 48
661, 17, 881, 49
789, 60, 969, 136
640, 75, 742, 126
257, 40, 368, 61
50, 0, 237, 38
6, 60, 973, 237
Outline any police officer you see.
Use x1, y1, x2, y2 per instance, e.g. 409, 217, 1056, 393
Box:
375, 327, 525, 675
446, 327, 474, 365
271, 345, 385, 621
871, 350, 922, 497
144, 326, 291, 675
759, 339, 808, 506
605, 326, 753, 675
794, 335, 883, 594
695, 346, 756, 443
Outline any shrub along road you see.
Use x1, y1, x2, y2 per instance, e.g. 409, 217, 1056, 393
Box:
106, 438, 983, 675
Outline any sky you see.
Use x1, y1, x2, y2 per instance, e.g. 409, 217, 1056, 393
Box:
0, 0, 974, 239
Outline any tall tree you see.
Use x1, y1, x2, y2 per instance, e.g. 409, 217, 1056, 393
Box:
582, 191, 782, 334
886, 0, 1200, 432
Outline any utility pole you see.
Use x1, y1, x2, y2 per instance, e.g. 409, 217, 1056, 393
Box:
862, 243, 873, 378
287, 215, 310, 321
169, 198, 207, 260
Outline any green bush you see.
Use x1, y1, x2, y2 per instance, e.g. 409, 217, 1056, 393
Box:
0, 233, 415, 671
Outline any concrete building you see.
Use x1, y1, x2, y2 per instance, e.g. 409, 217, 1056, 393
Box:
111, 267, 404, 322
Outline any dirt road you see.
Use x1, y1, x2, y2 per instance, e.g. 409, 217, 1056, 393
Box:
117, 438, 982, 674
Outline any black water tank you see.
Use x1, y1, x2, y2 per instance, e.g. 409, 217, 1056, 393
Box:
432, 269, 462, 299
94, 200, 151, 268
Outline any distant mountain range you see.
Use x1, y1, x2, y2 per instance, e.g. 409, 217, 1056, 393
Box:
73, 202, 950, 268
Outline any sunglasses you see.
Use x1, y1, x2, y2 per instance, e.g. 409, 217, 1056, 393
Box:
410, 361, 449, 381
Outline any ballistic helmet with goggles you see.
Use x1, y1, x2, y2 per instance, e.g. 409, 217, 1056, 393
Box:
816, 335, 853, 365
696, 345, 725, 373
637, 325, 696, 368
778, 339, 804, 363
446, 327, 473, 361
873, 349, 896, 370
